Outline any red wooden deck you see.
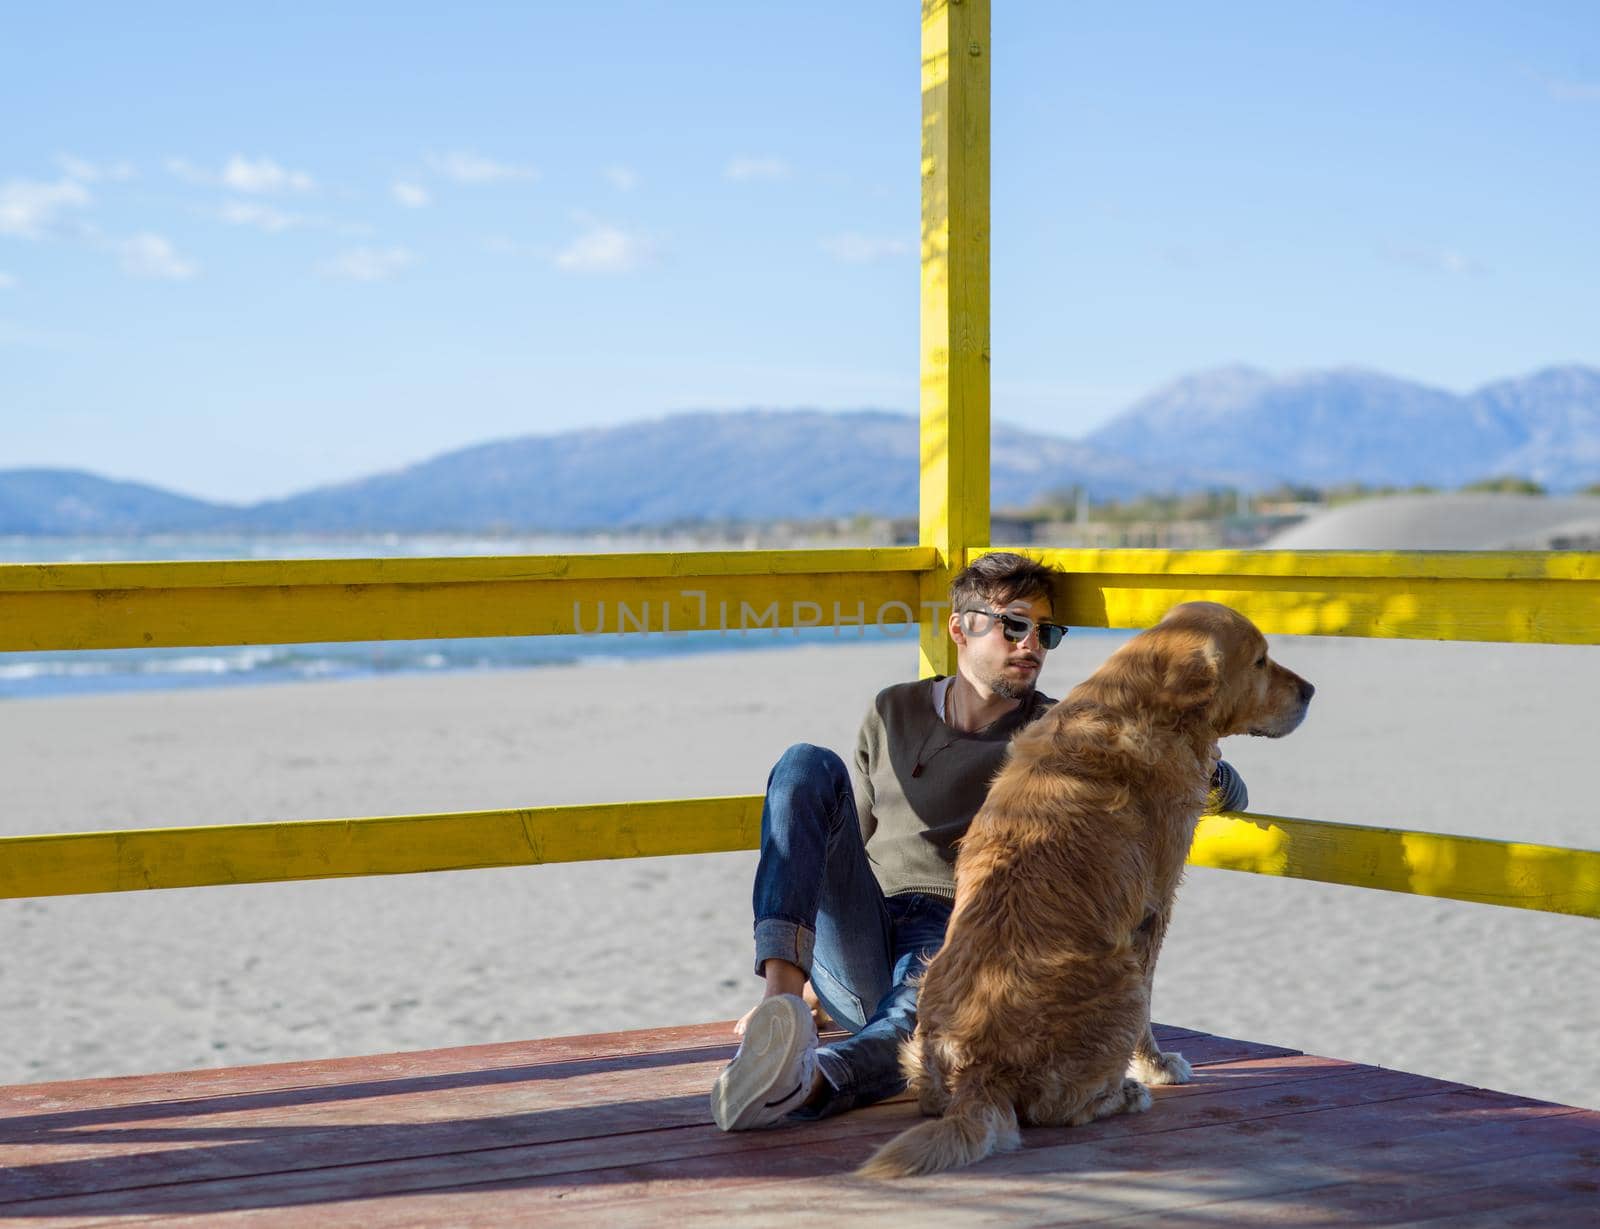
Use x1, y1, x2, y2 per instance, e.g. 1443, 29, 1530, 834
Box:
1, 1021, 1595, 1226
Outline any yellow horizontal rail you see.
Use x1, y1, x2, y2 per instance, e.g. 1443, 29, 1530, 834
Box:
983, 547, 1600, 644
0, 547, 935, 651
0, 548, 940, 593
0, 798, 766, 898
2, 801, 1594, 918
1192, 812, 1599, 918
5, 544, 1593, 651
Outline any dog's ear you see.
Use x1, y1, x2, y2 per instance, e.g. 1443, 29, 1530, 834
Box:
1161, 640, 1220, 714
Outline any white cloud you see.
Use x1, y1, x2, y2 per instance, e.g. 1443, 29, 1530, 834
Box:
819, 233, 912, 264
167, 155, 314, 193
0, 271, 15, 289
218, 200, 303, 233
1379, 243, 1486, 276
322, 246, 414, 281
119, 233, 199, 280
392, 181, 431, 208
604, 165, 639, 191
725, 156, 790, 182
0, 177, 92, 239
56, 154, 135, 183
223, 155, 314, 193
555, 220, 653, 274
427, 151, 537, 184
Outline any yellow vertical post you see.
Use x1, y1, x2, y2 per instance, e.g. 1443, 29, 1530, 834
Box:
918, 0, 991, 678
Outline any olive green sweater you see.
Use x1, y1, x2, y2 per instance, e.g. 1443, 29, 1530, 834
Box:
851, 677, 1248, 901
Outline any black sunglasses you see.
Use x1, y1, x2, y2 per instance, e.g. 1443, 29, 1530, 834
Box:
961, 608, 1069, 650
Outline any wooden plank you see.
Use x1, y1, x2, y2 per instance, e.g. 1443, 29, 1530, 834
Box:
1388, 1166, 1600, 1228
490, 1091, 1587, 1229
254, 1087, 1570, 1227
0, 796, 767, 898
918, 0, 990, 679
0, 1025, 1206, 1118
0, 1020, 742, 1118
47, 1104, 1583, 1229
1089, 1131, 1600, 1225
1192, 811, 1600, 919
14, 1075, 1581, 1229
976, 546, 1600, 645
0, 1042, 1385, 1218
0, 1087, 1378, 1227
0, 1015, 1175, 1120
0, 1052, 722, 1205
0, 1025, 1282, 1192
0, 548, 934, 651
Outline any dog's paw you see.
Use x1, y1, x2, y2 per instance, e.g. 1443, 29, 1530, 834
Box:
1121, 1077, 1153, 1114
1129, 1049, 1192, 1086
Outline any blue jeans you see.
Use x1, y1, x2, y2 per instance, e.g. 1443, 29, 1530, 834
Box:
751, 742, 954, 1118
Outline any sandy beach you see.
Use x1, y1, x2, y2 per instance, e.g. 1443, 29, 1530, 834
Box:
2, 632, 1595, 1110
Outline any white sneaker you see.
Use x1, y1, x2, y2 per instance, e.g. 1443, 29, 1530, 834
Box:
710, 994, 819, 1131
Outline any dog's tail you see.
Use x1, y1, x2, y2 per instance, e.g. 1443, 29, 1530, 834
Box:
856, 1086, 1019, 1180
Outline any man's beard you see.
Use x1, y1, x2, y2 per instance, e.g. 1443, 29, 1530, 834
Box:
981, 664, 1037, 701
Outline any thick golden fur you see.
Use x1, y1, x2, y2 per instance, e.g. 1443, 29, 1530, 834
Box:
858, 602, 1313, 1179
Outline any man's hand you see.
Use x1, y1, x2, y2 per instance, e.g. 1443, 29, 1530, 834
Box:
734, 981, 834, 1036
733, 1002, 760, 1037
802, 981, 835, 1032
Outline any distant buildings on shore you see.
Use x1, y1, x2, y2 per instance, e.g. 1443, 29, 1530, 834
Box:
658, 509, 1307, 550
669, 487, 1600, 552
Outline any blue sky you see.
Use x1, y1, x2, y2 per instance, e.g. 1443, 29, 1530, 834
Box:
3, 1, 1597, 502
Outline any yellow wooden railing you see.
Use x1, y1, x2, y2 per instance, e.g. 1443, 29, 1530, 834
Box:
2, 1, 1596, 922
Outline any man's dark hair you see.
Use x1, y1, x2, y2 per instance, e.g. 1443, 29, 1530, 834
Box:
948, 551, 1058, 615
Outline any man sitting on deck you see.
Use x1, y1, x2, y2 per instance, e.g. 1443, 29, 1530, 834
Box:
710, 551, 1249, 1130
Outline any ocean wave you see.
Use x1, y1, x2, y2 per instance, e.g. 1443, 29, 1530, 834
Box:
0, 660, 117, 680
143, 648, 281, 675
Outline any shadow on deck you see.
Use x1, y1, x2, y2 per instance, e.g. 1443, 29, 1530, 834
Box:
1, 1021, 1595, 1225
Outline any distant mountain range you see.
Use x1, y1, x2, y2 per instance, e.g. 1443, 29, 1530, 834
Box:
4, 365, 1598, 535
0, 468, 222, 535
1085, 364, 1600, 491
230, 410, 1168, 534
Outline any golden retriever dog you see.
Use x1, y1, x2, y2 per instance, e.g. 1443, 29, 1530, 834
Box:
858, 601, 1313, 1179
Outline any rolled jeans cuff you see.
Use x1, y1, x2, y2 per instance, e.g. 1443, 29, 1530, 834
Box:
753, 917, 815, 979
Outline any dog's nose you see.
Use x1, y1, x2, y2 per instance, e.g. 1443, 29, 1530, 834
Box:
1298, 679, 1315, 703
